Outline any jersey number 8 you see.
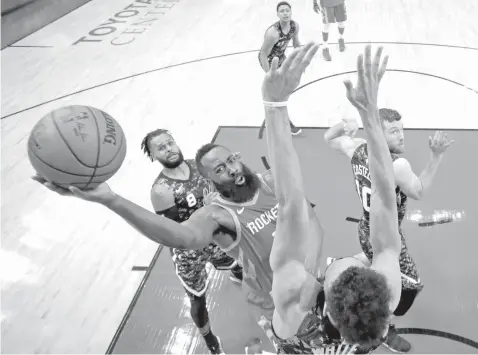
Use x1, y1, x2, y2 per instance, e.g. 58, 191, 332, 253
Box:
186, 193, 197, 207
355, 180, 371, 212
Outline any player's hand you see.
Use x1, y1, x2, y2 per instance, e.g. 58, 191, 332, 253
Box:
344, 45, 388, 119
343, 118, 359, 138
428, 131, 454, 156
262, 42, 319, 102
32, 175, 117, 205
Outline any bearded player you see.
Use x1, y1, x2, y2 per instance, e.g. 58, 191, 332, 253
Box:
324, 112, 453, 351
259, 1, 302, 136
264, 44, 403, 354
140, 129, 244, 354
34, 132, 289, 351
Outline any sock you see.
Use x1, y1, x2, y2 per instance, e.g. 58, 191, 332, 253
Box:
322, 31, 329, 48
201, 325, 219, 348
338, 26, 345, 39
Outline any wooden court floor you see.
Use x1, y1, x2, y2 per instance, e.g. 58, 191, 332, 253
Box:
1, 0, 478, 353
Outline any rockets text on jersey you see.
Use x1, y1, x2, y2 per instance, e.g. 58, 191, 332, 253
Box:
351, 143, 408, 225
210, 173, 278, 294
152, 159, 213, 223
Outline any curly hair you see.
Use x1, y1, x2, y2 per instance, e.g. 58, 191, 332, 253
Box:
277, 1, 291, 11
195, 143, 224, 176
140, 129, 171, 161
326, 266, 392, 348
379, 108, 401, 123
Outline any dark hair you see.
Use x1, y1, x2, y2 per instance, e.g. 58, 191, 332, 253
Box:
140, 129, 171, 161
379, 108, 401, 123
326, 266, 392, 348
277, 1, 291, 11
195, 143, 224, 176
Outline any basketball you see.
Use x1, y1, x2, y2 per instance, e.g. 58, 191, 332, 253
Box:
27, 105, 127, 189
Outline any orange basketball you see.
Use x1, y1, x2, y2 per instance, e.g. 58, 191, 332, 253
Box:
28, 105, 127, 189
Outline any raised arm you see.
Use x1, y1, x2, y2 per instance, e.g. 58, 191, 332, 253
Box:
262, 43, 322, 272
324, 118, 366, 159
344, 46, 401, 307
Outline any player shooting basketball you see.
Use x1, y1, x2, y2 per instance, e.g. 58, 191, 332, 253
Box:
262, 44, 403, 353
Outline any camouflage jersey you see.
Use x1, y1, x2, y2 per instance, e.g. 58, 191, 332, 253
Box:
275, 278, 379, 355
351, 143, 408, 227
260, 21, 297, 65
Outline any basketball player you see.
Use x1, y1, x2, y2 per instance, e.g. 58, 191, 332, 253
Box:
259, 1, 302, 135
141, 129, 244, 354
313, 0, 347, 61
263, 43, 402, 354
324, 111, 453, 352
34, 137, 285, 351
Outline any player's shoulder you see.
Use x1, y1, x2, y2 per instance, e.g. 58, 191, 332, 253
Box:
266, 24, 281, 37
350, 138, 367, 158
291, 20, 299, 30
151, 180, 173, 197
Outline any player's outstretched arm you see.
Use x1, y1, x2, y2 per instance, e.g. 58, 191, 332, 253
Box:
344, 46, 401, 307
262, 43, 323, 271
33, 176, 216, 250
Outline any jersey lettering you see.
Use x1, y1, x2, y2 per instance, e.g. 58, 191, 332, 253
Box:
186, 193, 197, 207
355, 179, 371, 212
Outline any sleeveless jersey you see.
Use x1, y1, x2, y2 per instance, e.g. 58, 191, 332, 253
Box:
351, 143, 407, 226
210, 174, 277, 295
152, 159, 213, 223
264, 21, 297, 62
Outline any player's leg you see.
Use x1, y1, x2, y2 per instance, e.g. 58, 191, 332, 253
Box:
172, 248, 224, 354
335, 3, 347, 52
209, 244, 243, 284
321, 7, 334, 61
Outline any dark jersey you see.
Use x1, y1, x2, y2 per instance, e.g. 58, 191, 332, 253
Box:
152, 159, 213, 223
276, 277, 377, 354
351, 143, 407, 226
263, 21, 297, 62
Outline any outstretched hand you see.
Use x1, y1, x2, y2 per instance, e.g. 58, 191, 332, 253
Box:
429, 131, 454, 156
262, 42, 320, 102
344, 45, 388, 119
32, 175, 117, 205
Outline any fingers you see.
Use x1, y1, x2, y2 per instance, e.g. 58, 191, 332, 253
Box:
372, 46, 383, 77
269, 57, 280, 74
343, 80, 357, 105
280, 48, 300, 72
300, 43, 320, 71
31, 174, 47, 184
364, 45, 372, 75
377, 54, 389, 82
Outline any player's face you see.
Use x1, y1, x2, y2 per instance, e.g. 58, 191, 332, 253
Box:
201, 147, 260, 202
382, 120, 405, 154
277, 5, 291, 22
149, 133, 184, 169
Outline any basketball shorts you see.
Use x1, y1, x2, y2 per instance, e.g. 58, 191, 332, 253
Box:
321, 3, 347, 24
358, 219, 424, 292
170, 243, 238, 298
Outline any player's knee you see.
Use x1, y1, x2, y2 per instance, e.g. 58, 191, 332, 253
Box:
337, 21, 346, 28
322, 23, 331, 32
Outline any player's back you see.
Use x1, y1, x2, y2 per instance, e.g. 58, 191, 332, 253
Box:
351, 143, 408, 225
210, 173, 277, 294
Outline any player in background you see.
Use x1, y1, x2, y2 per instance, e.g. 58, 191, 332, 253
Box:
141, 129, 243, 354
313, 0, 348, 61
324, 97, 453, 352
259, 1, 302, 136
264, 43, 403, 354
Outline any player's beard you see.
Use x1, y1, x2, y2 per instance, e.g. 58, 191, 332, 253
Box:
160, 151, 184, 169
213, 164, 261, 203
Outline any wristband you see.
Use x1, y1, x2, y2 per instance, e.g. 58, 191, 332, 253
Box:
263, 101, 288, 108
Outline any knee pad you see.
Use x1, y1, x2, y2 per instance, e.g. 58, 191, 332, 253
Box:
323, 23, 331, 32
